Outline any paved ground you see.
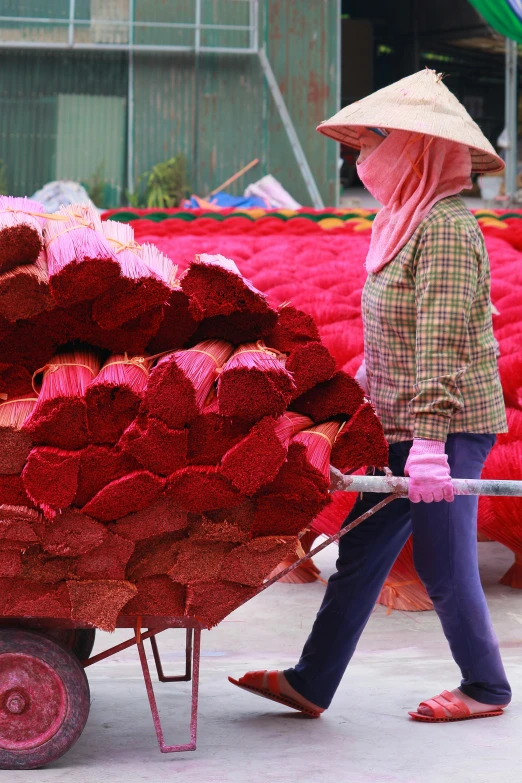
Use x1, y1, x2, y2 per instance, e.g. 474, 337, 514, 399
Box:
15, 539, 521, 783
341, 185, 488, 211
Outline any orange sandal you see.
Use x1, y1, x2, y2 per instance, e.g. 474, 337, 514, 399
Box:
409, 690, 505, 723
228, 670, 323, 718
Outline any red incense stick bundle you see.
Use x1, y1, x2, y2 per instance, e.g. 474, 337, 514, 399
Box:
91, 223, 170, 329
81, 470, 165, 522
267, 304, 321, 353
44, 204, 120, 306
187, 399, 248, 466
292, 420, 342, 479
220, 536, 295, 587
21, 549, 74, 584
0, 505, 40, 547
74, 532, 135, 581
67, 579, 136, 632
0, 473, 36, 508
74, 445, 140, 508
109, 495, 188, 542
68, 304, 164, 357
123, 575, 186, 617
0, 396, 37, 474
170, 540, 235, 584
217, 341, 296, 422
0, 196, 46, 273
0, 364, 33, 398
291, 371, 365, 422
118, 413, 188, 476
22, 447, 81, 517
86, 354, 150, 444
285, 342, 337, 399
181, 253, 277, 329
166, 466, 242, 513
221, 417, 288, 495
2, 580, 71, 619
330, 402, 389, 472
23, 349, 101, 450
0, 250, 52, 322
185, 580, 257, 628
145, 339, 234, 429
34, 508, 107, 557
143, 244, 199, 353
126, 532, 185, 581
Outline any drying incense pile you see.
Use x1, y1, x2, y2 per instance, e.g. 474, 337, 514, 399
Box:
0, 207, 389, 632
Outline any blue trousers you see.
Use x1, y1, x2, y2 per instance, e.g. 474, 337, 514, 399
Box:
285, 433, 511, 709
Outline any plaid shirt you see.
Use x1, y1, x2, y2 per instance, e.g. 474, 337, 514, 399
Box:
362, 196, 507, 443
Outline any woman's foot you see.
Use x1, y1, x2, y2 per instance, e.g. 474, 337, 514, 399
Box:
416, 688, 508, 718
261, 671, 324, 714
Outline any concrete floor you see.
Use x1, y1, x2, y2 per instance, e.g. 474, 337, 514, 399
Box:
13, 541, 522, 783
341, 185, 488, 211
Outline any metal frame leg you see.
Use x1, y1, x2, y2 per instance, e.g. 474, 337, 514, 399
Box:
150, 628, 193, 682
138, 627, 201, 753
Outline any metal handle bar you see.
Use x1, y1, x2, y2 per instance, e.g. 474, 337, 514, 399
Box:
329, 467, 522, 497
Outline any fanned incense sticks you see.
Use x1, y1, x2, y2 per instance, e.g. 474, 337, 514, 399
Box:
91, 222, 170, 329
86, 354, 150, 444
0, 396, 36, 474
23, 349, 101, 450
0, 250, 52, 322
217, 341, 296, 421
44, 204, 120, 306
145, 339, 233, 429
0, 196, 46, 273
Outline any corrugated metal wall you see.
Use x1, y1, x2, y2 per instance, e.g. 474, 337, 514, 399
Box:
0, 1, 339, 206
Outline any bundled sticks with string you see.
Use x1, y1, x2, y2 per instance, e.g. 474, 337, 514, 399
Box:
0, 196, 46, 273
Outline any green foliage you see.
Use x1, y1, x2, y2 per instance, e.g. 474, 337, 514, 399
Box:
0, 160, 8, 195
144, 155, 190, 208
84, 162, 108, 208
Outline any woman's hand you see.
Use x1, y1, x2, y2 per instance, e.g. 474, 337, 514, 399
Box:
404, 439, 454, 503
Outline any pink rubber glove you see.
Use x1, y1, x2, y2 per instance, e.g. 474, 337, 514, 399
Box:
404, 439, 454, 503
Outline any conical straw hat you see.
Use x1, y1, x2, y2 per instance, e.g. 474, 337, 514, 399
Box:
317, 68, 504, 173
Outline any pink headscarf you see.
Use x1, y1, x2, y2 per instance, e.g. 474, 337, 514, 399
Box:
357, 129, 472, 274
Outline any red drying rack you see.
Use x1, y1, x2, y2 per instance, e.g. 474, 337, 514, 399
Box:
1, 472, 522, 770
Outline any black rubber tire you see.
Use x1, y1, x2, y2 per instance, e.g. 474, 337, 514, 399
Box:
71, 629, 96, 662
0, 629, 90, 770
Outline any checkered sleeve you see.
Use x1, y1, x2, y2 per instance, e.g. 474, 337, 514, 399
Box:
409, 218, 479, 441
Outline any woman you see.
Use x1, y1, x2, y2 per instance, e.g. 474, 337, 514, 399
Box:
229, 69, 512, 722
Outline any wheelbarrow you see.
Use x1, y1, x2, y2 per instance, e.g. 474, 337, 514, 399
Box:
1, 470, 521, 769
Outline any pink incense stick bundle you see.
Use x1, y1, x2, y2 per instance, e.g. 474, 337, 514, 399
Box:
181, 253, 277, 329
171, 540, 235, 584
145, 339, 234, 429
291, 371, 365, 422
0, 250, 52, 322
22, 447, 81, 518
285, 342, 337, 399
166, 466, 242, 513
267, 305, 321, 353
109, 495, 188, 542
74, 445, 139, 508
330, 402, 389, 472
0, 364, 33, 398
86, 354, 150, 444
119, 413, 188, 476
81, 470, 165, 522
0, 196, 46, 273
67, 579, 136, 632
220, 417, 288, 496
187, 399, 248, 465
273, 411, 313, 446
185, 580, 256, 629
292, 420, 342, 480
22, 349, 101, 450
91, 223, 171, 329
0, 396, 37, 474
44, 204, 120, 307
34, 508, 107, 557
220, 536, 295, 587
217, 342, 296, 422
123, 575, 186, 617
143, 244, 199, 353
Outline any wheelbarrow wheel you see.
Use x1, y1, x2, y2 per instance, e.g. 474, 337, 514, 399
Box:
71, 629, 96, 662
0, 629, 90, 770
